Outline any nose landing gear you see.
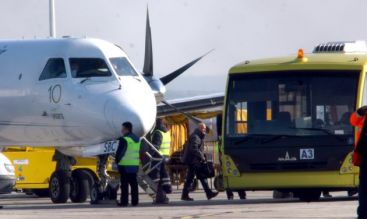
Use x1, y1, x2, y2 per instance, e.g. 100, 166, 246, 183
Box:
90, 155, 119, 204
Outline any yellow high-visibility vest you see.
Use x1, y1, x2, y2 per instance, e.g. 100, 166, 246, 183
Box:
118, 136, 140, 166
156, 130, 171, 156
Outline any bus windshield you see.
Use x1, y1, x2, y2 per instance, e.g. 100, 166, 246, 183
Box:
226, 70, 359, 137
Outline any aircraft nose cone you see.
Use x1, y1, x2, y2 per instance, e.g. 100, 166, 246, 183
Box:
104, 89, 156, 138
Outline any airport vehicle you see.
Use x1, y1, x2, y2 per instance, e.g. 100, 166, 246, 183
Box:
0, 153, 15, 194
0, 6, 209, 203
221, 41, 366, 201
3, 147, 118, 202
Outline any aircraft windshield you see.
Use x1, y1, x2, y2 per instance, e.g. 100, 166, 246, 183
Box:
69, 58, 112, 78
226, 70, 359, 137
110, 57, 138, 76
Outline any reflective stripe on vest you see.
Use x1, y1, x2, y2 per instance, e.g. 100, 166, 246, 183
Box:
156, 130, 171, 156
118, 136, 141, 166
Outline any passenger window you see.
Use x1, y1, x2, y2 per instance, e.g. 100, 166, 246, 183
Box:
39, 58, 67, 81
69, 58, 111, 78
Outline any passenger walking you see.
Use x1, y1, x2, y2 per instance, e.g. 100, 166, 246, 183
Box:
115, 122, 141, 207
350, 106, 367, 219
151, 118, 172, 204
181, 123, 218, 201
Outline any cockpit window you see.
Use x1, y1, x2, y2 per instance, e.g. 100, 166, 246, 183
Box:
69, 58, 112, 78
39, 58, 66, 81
110, 57, 138, 76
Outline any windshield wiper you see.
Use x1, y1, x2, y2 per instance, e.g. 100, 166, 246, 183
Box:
80, 77, 91, 84
260, 134, 301, 144
292, 127, 345, 142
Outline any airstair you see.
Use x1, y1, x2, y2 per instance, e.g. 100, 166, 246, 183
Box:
137, 137, 165, 201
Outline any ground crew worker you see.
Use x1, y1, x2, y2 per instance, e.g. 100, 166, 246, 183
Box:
181, 123, 218, 201
150, 118, 172, 204
115, 122, 141, 207
350, 106, 367, 219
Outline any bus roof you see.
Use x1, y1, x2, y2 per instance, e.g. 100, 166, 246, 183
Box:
229, 52, 367, 74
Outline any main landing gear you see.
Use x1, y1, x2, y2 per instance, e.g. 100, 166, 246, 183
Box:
49, 150, 118, 204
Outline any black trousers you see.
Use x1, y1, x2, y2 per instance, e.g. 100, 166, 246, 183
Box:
118, 167, 139, 206
150, 159, 172, 193
358, 158, 367, 219
182, 165, 212, 198
226, 189, 246, 199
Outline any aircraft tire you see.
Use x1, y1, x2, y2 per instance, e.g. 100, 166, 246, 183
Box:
49, 170, 70, 203
70, 170, 90, 203
90, 183, 103, 205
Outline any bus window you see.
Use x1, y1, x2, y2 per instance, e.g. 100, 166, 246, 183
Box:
235, 102, 247, 134
225, 71, 358, 137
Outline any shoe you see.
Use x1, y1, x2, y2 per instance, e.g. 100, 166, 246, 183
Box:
181, 196, 194, 201
227, 195, 234, 200
132, 203, 138, 207
207, 192, 219, 200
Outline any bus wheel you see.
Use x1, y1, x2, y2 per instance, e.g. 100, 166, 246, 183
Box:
296, 190, 321, 202
49, 170, 70, 203
70, 170, 90, 203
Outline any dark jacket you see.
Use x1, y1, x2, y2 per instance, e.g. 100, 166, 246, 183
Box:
182, 129, 206, 166
115, 132, 140, 173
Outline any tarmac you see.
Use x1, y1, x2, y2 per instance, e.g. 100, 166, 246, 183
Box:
0, 190, 360, 219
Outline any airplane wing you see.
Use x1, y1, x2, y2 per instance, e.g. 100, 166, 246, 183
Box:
157, 93, 224, 117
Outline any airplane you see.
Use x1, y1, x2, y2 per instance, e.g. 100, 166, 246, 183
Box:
0, 2, 211, 203
0, 153, 15, 194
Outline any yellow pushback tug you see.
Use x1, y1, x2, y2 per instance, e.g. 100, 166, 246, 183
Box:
221, 41, 367, 201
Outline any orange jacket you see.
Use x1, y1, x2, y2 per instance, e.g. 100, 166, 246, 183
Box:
350, 111, 365, 166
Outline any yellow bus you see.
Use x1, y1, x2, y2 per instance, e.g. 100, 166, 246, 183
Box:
221, 41, 365, 201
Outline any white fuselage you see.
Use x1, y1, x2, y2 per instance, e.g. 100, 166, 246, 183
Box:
0, 38, 156, 151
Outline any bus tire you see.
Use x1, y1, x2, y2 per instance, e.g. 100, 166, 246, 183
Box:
70, 170, 90, 203
33, 189, 50, 197
49, 170, 70, 203
297, 190, 321, 202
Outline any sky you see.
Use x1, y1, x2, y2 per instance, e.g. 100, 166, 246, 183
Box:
1, 0, 367, 98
